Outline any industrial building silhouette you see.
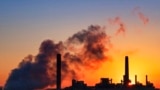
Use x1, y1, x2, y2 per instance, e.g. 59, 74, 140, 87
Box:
0, 54, 159, 90
56, 54, 159, 90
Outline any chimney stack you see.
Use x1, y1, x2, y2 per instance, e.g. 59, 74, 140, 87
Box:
135, 75, 137, 84
123, 56, 130, 86
57, 54, 61, 90
146, 75, 148, 85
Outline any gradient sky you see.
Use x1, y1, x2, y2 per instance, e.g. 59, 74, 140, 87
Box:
1, 0, 160, 88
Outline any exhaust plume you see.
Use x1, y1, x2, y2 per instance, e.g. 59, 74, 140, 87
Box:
108, 17, 126, 36
133, 7, 149, 25
4, 25, 111, 90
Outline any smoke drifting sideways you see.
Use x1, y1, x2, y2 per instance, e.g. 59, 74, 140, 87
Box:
4, 25, 112, 90
108, 17, 126, 36
133, 7, 149, 25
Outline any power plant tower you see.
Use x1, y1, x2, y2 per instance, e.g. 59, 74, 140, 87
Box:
57, 54, 61, 90
135, 75, 137, 84
146, 75, 148, 85
123, 56, 130, 86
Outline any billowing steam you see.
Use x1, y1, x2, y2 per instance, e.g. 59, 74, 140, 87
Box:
4, 7, 150, 89
108, 17, 126, 36
133, 7, 149, 25
4, 25, 111, 90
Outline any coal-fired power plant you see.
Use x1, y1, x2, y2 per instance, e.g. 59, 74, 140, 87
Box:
3, 23, 159, 90
63, 56, 158, 90
57, 54, 61, 90
123, 56, 130, 86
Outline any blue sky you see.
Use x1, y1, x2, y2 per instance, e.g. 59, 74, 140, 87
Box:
0, 0, 158, 42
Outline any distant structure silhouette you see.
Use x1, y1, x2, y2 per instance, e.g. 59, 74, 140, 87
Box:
123, 56, 131, 86
57, 54, 61, 90
135, 75, 137, 84
11, 55, 159, 90
62, 56, 160, 90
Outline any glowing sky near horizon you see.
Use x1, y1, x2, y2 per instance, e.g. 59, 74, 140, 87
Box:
0, 0, 160, 88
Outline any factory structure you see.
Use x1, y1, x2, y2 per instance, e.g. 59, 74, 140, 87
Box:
57, 54, 61, 90
55, 54, 159, 90
0, 54, 159, 90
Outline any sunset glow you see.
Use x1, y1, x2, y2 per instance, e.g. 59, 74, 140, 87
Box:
0, 0, 160, 89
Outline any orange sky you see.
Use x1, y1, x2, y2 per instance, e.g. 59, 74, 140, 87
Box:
1, 0, 160, 89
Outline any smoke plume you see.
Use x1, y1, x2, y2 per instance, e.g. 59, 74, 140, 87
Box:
133, 7, 149, 25
4, 25, 111, 90
108, 17, 126, 36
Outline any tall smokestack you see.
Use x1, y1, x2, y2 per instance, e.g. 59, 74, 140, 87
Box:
123, 56, 130, 86
57, 54, 61, 90
146, 75, 148, 85
135, 75, 137, 84
125, 56, 129, 80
